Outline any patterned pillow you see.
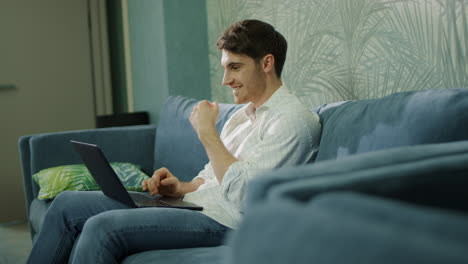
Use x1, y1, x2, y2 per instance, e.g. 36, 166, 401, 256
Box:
33, 162, 150, 200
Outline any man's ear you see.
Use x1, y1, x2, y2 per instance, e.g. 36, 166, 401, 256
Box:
262, 54, 275, 74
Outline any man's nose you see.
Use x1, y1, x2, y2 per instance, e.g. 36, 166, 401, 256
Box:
222, 71, 233, 86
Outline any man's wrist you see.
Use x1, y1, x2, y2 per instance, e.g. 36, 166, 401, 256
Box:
198, 126, 220, 146
179, 178, 205, 195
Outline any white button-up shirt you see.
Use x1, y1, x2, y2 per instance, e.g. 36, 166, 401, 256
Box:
183, 85, 321, 228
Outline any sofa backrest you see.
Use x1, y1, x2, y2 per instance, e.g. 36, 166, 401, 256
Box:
153, 96, 243, 181
315, 88, 468, 161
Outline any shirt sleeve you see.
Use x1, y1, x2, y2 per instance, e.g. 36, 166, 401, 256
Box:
220, 112, 321, 210
191, 107, 247, 191
192, 162, 220, 191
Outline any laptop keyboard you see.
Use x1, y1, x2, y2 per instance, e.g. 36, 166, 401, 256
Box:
129, 192, 172, 207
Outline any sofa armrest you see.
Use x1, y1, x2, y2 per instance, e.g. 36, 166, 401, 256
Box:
19, 125, 157, 217
19, 135, 34, 218
227, 192, 468, 264
247, 140, 468, 213
229, 141, 468, 264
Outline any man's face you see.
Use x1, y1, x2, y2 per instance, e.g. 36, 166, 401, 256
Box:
221, 50, 266, 105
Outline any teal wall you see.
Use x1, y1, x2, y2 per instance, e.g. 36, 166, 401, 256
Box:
207, 0, 468, 107
164, 1, 211, 100
127, 0, 168, 124
109, 0, 210, 124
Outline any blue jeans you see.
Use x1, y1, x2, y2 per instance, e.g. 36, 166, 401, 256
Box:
27, 191, 230, 264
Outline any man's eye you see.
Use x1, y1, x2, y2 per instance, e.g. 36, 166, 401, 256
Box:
231, 65, 240, 71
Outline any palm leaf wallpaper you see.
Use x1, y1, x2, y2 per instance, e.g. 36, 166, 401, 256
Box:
206, 0, 467, 108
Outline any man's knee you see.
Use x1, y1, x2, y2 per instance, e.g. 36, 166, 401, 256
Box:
77, 211, 123, 254
48, 191, 94, 223
54, 190, 79, 201
81, 211, 116, 239
49, 191, 79, 216
72, 211, 128, 262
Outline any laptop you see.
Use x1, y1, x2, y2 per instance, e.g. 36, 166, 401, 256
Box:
71, 140, 203, 211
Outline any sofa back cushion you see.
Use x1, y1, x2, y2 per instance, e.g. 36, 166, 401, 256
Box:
154, 96, 242, 181
315, 88, 468, 161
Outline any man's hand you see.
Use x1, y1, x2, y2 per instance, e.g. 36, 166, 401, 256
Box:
189, 100, 238, 183
190, 100, 219, 137
142, 167, 183, 197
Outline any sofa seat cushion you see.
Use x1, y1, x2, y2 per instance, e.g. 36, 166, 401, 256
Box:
315, 88, 468, 161
122, 246, 229, 264
29, 198, 52, 237
154, 96, 242, 181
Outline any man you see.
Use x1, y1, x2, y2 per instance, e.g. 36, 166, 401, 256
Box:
27, 19, 320, 263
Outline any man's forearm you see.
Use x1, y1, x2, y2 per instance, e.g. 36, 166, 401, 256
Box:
198, 127, 237, 183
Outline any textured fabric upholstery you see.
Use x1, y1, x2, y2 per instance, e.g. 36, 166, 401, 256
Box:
315, 88, 468, 161
19, 125, 157, 239
247, 140, 468, 213
226, 192, 468, 264
25, 125, 157, 198
28, 199, 51, 239
153, 96, 242, 181
227, 139, 468, 263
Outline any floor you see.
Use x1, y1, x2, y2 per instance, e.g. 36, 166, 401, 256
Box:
0, 220, 31, 264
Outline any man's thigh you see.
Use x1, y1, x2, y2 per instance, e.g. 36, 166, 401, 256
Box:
84, 207, 229, 249
50, 191, 130, 223
72, 207, 230, 262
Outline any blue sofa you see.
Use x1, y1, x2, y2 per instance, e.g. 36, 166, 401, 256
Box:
20, 88, 468, 263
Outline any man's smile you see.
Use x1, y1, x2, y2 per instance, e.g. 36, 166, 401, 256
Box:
232, 85, 242, 95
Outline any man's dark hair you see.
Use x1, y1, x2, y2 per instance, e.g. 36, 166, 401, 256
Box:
217, 19, 288, 78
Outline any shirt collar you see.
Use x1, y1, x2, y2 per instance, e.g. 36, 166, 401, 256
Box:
258, 84, 290, 111
243, 84, 290, 121
244, 103, 256, 121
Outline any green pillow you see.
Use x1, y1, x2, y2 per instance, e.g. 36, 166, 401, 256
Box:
33, 162, 150, 200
